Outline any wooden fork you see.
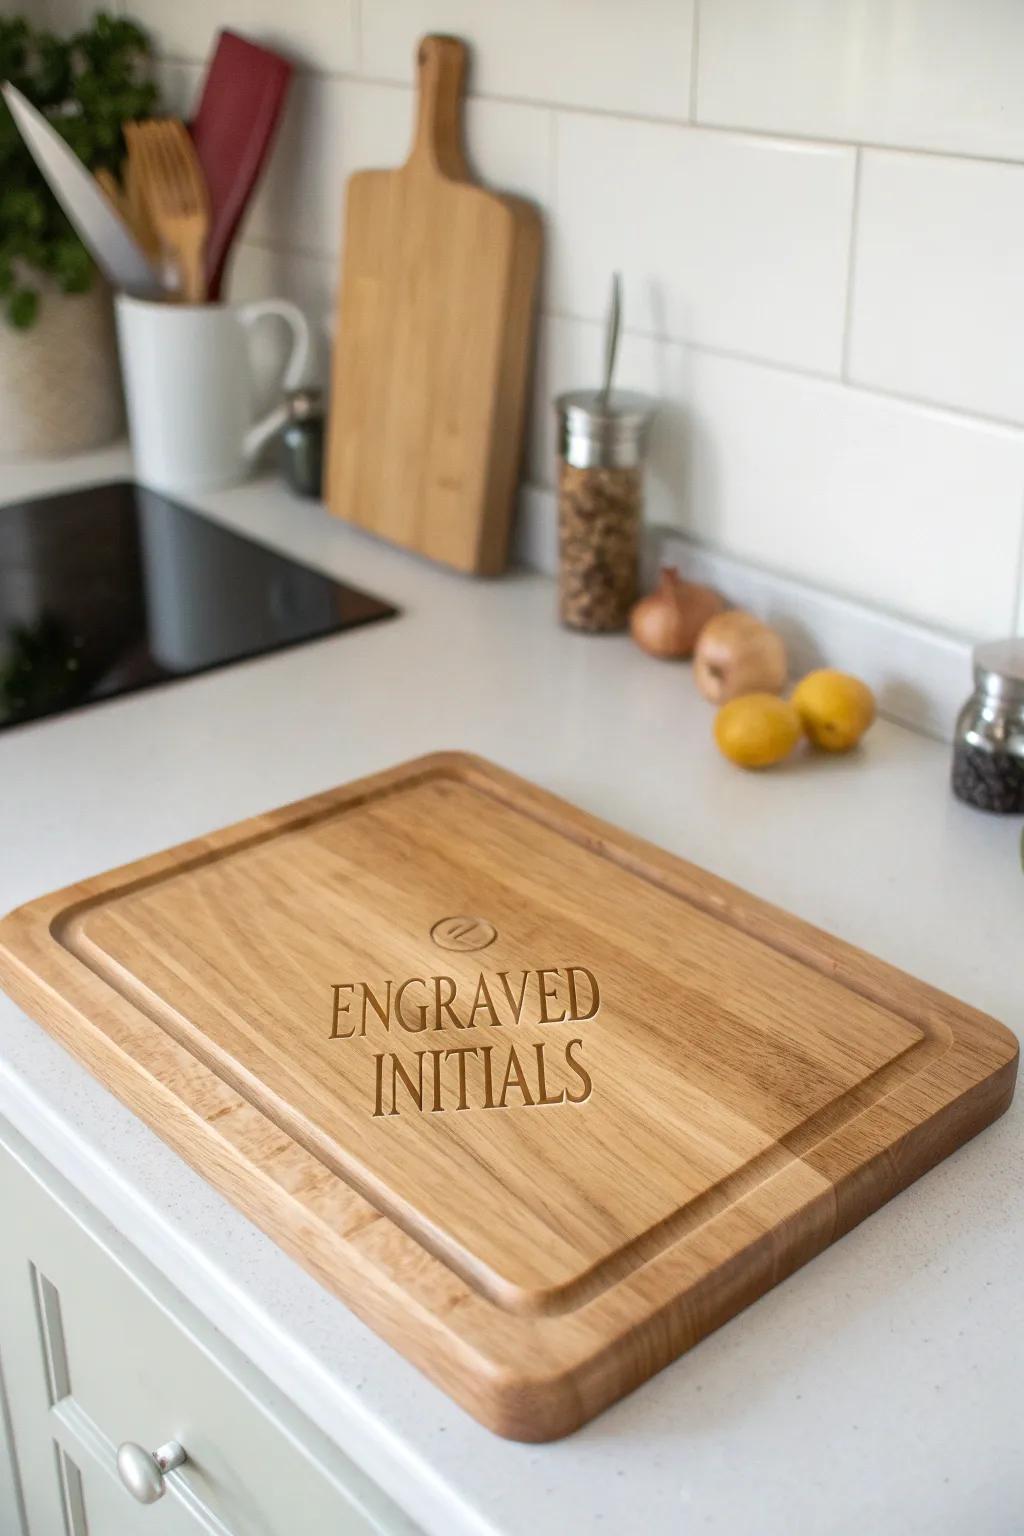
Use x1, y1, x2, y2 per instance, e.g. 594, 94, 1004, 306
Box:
125, 118, 209, 303
96, 163, 161, 264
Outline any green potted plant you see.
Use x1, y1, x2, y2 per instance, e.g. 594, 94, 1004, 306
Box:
0, 10, 157, 458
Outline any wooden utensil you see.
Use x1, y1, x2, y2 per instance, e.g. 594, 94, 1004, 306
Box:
326, 36, 542, 576
123, 142, 162, 265
96, 162, 160, 265
188, 29, 293, 300
125, 118, 210, 303
94, 166, 128, 221
0, 754, 1015, 1440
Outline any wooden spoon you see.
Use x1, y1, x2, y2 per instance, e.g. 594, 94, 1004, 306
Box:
125, 119, 210, 303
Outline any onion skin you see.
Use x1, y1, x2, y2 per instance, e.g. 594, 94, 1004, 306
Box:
629, 568, 726, 660
693, 610, 788, 702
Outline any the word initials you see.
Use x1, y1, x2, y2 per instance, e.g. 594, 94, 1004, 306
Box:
328, 965, 599, 1118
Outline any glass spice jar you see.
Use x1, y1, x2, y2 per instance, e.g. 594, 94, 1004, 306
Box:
951, 639, 1024, 813
555, 389, 655, 632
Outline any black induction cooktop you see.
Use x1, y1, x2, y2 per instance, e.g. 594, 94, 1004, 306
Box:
0, 481, 397, 732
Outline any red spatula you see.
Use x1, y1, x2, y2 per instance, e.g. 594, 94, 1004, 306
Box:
189, 30, 293, 299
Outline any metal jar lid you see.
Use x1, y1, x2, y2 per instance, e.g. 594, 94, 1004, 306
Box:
284, 387, 324, 423
556, 389, 655, 470
973, 638, 1024, 706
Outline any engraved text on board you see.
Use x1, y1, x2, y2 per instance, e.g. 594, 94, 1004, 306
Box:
328, 952, 599, 1118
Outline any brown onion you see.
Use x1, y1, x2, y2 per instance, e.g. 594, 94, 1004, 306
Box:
629, 568, 726, 660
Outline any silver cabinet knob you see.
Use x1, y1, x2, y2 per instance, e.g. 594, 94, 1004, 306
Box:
116, 1440, 186, 1504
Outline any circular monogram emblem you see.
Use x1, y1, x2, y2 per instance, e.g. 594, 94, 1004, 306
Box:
430, 916, 497, 952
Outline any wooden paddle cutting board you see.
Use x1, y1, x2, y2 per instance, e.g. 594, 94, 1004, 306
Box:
0, 754, 1016, 1439
326, 37, 541, 575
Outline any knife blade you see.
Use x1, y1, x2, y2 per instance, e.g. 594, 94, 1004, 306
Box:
2, 82, 163, 297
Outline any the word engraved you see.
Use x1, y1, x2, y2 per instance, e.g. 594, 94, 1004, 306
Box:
329, 965, 599, 1118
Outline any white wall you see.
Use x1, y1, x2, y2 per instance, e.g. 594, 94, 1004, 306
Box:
44, 0, 1024, 637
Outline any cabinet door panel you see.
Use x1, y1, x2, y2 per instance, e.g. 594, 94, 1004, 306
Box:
0, 1125, 417, 1536
0, 1251, 69, 1535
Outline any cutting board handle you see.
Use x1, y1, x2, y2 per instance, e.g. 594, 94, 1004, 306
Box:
408, 34, 469, 180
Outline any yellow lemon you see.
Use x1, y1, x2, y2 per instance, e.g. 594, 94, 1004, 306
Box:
792, 669, 876, 753
714, 693, 802, 769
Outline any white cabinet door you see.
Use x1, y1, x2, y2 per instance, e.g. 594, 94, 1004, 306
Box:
0, 1120, 419, 1536
0, 1259, 219, 1536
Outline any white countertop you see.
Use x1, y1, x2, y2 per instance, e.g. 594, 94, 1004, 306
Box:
1, 448, 1021, 1536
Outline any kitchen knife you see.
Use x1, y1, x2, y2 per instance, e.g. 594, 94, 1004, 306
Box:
2, 82, 163, 297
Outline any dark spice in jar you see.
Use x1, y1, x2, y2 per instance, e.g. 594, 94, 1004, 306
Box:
952, 742, 1024, 814
950, 638, 1024, 814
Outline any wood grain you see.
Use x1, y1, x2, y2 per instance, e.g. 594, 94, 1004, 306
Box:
325, 36, 542, 576
0, 753, 1016, 1440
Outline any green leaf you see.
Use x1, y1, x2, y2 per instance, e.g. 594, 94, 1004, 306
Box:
0, 8, 158, 329
1, 187, 48, 234
7, 288, 39, 329
51, 238, 93, 294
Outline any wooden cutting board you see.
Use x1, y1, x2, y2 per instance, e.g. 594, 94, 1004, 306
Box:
325, 36, 541, 576
0, 754, 1016, 1440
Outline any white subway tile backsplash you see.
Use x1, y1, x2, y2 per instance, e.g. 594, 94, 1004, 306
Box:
245, 77, 551, 257
697, 0, 1024, 162
130, 0, 356, 72
360, 0, 694, 121
153, 59, 203, 120
551, 114, 854, 374
128, 0, 236, 63
464, 98, 554, 213
245, 77, 411, 254
533, 316, 1024, 636
848, 151, 1024, 424
246, 0, 357, 75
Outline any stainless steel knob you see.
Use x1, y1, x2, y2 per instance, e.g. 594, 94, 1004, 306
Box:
116, 1440, 186, 1504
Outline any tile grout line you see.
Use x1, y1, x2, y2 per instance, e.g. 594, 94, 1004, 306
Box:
234, 238, 1024, 436
152, 50, 1024, 170
839, 146, 863, 382
688, 114, 1024, 170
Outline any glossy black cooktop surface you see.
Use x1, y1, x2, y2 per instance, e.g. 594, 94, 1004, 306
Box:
0, 481, 397, 732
